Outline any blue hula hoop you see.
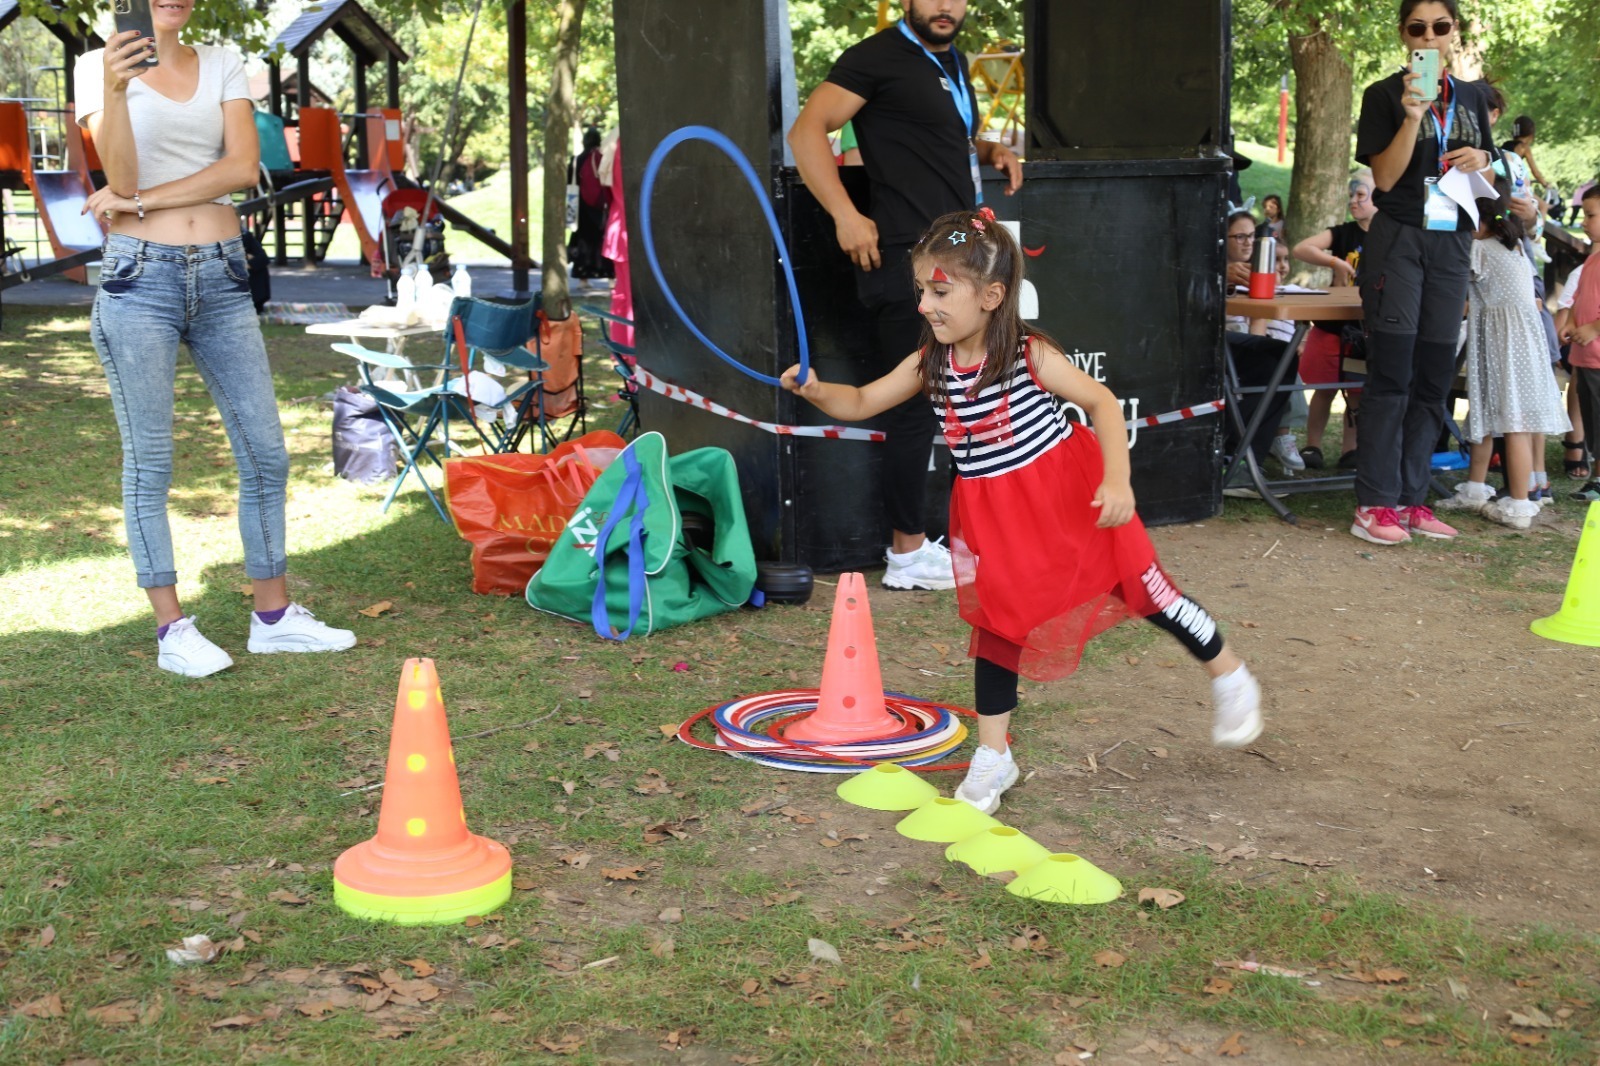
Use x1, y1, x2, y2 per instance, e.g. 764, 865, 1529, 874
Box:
638, 125, 810, 388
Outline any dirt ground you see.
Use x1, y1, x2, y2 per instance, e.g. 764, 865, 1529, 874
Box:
1073, 507, 1600, 935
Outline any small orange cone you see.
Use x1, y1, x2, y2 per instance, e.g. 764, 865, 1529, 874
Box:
333, 659, 512, 925
783, 573, 900, 743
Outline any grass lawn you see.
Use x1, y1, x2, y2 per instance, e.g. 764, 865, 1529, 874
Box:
1234, 141, 1294, 210
2, 307, 1599, 1064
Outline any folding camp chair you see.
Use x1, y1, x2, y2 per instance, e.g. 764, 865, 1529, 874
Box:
578, 302, 641, 439
332, 297, 546, 521
502, 295, 590, 452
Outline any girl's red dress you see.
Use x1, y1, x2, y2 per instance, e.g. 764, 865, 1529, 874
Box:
940, 339, 1174, 681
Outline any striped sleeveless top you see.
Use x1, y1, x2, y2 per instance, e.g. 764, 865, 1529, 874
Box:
937, 341, 1071, 479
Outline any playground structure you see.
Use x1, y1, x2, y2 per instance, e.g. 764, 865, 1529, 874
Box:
257, 0, 532, 277
0, 0, 104, 293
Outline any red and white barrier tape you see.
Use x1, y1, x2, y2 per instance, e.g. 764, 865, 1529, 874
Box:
631, 367, 887, 441
1126, 398, 1226, 429
631, 365, 1224, 440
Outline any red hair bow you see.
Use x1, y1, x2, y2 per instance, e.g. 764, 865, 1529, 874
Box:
977, 206, 997, 222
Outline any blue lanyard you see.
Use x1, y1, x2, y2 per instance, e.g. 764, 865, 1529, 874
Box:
897, 20, 975, 141
1428, 76, 1457, 174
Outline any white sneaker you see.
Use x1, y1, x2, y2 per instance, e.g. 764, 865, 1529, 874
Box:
157, 617, 234, 678
882, 537, 956, 591
1435, 481, 1495, 515
248, 603, 357, 654
1211, 665, 1263, 748
954, 744, 1019, 815
1269, 433, 1306, 472
1482, 496, 1536, 530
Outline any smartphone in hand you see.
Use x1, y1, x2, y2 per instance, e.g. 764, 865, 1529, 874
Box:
112, 0, 159, 68
1408, 49, 1439, 103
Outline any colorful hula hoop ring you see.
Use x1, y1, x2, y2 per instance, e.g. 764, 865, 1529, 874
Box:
638, 125, 811, 389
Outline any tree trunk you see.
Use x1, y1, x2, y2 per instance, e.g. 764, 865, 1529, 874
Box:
541, 0, 587, 319
1284, 25, 1353, 284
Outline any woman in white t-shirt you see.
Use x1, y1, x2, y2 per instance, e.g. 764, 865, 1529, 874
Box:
79, 4, 352, 677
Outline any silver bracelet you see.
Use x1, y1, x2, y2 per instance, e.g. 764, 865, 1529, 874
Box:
134, 191, 145, 220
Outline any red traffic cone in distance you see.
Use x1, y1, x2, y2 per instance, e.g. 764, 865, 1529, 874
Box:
783, 573, 899, 743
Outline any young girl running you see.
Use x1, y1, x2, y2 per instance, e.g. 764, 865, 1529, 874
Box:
781, 208, 1263, 814
1441, 176, 1570, 528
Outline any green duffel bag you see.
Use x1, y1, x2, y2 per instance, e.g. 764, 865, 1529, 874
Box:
525, 431, 757, 639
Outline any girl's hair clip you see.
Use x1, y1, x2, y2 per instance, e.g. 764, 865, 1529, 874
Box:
970, 216, 986, 232
977, 206, 997, 222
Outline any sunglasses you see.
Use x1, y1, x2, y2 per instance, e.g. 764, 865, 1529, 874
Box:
1404, 19, 1454, 37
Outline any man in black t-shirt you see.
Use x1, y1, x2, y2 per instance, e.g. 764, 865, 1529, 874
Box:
788, 0, 1021, 591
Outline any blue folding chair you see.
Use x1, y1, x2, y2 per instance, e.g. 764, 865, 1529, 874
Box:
333, 297, 547, 521
577, 302, 641, 439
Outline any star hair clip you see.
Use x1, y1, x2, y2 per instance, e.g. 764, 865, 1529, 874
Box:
948, 230, 967, 245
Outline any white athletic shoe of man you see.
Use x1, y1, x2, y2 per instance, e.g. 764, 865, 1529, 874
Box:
954, 744, 1019, 815
882, 536, 956, 591
248, 603, 358, 654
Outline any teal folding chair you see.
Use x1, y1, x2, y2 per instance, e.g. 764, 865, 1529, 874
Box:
332, 297, 545, 520
577, 302, 640, 439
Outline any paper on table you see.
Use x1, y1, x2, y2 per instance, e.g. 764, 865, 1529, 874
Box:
1276, 284, 1329, 295
1438, 166, 1499, 228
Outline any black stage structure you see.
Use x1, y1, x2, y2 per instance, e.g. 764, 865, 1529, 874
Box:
614, 0, 1230, 572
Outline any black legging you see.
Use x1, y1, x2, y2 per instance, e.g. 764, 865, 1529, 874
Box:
974, 596, 1225, 716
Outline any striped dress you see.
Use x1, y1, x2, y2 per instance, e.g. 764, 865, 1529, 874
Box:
938, 340, 1173, 681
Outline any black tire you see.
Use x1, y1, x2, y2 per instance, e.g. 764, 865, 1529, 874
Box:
680, 511, 715, 553
756, 562, 814, 605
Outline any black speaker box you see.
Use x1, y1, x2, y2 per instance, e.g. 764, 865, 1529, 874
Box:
1025, 0, 1232, 159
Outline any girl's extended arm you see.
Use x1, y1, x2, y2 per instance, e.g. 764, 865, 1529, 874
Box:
1029, 341, 1136, 527
780, 353, 923, 421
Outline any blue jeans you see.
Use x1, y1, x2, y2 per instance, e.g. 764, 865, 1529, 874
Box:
91, 234, 288, 589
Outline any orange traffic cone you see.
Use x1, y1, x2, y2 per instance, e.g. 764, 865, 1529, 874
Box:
333, 659, 512, 925
783, 573, 900, 743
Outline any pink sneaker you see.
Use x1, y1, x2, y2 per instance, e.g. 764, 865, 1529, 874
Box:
1351, 506, 1412, 545
1401, 504, 1457, 540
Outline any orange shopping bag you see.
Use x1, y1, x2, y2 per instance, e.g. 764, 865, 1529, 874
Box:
444, 430, 628, 595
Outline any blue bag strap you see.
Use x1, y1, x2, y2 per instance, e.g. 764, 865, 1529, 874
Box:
590, 448, 648, 641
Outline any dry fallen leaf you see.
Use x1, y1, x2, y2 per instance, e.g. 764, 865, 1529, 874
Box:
400, 958, 435, 977
210, 1014, 262, 1029
18, 993, 65, 1019
1092, 949, 1126, 968
36, 925, 56, 949
268, 889, 308, 906
1381, 1037, 1404, 1048
296, 1000, 339, 1018
87, 1000, 139, 1026
1203, 977, 1234, 996
1508, 1032, 1544, 1047
651, 937, 676, 960
969, 952, 993, 971
1217, 1031, 1248, 1057
538, 1034, 584, 1054
1507, 1008, 1559, 1029
1137, 887, 1186, 910
658, 907, 683, 924
560, 852, 592, 870
357, 600, 394, 618
601, 865, 645, 882
1374, 967, 1408, 984
808, 938, 842, 965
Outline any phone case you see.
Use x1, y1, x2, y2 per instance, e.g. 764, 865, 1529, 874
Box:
112, 0, 159, 68
1409, 49, 1439, 102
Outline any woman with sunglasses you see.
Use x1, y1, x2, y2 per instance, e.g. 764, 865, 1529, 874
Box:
1350, 0, 1497, 546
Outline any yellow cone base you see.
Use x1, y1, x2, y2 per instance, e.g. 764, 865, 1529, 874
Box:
1531, 612, 1600, 648
837, 763, 940, 812
334, 871, 512, 925
1006, 853, 1122, 905
896, 797, 1003, 843
945, 826, 1052, 876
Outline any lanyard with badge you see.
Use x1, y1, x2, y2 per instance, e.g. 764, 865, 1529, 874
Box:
897, 19, 983, 205
1423, 75, 1458, 231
